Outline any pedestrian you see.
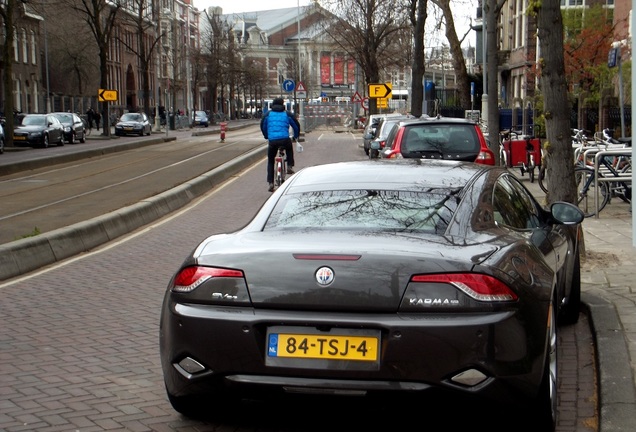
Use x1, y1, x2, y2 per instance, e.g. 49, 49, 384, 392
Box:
86, 107, 95, 129
94, 111, 101, 129
260, 97, 300, 192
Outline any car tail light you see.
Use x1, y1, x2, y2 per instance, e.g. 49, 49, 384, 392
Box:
475, 149, 496, 165
172, 266, 244, 293
411, 273, 518, 302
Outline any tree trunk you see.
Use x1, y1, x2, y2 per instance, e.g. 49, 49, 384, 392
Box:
536, 0, 576, 205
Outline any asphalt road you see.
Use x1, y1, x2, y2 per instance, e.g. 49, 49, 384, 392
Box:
0, 126, 597, 431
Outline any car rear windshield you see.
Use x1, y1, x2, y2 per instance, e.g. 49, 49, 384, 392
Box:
265, 189, 457, 233
402, 124, 479, 154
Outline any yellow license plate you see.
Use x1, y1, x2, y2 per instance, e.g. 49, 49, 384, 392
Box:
13, 136, 26, 140
267, 332, 379, 361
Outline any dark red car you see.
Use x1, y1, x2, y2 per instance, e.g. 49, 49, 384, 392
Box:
377, 116, 495, 165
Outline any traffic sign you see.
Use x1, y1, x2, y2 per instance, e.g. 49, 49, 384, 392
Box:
352, 91, 363, 103
98, 89, 118, 102
368, 82, 392, 99
361, 97, 369, 110
296, 81, 307, 98
282, 79, 295, 93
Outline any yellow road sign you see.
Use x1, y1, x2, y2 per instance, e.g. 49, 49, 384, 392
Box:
98, 89, 118, 102
377, 98, 388, 108
368, 82, 392, 99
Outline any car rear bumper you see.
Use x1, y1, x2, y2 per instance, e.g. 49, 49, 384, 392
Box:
160, 300, 547, 404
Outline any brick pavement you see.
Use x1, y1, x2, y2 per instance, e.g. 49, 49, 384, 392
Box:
0, 125, 633, 431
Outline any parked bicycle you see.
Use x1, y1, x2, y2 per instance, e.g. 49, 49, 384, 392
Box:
545, 138, 632, 217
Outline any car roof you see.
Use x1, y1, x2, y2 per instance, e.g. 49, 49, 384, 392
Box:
286, 159, 493, 192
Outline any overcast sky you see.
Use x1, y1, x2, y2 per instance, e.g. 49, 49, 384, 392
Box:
191, 0, 477, 48
192, 0, 312, 14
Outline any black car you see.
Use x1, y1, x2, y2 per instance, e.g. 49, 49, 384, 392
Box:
114, 112, 152, 136
159, 159, 585, 430
13, 114, 65, 148
50, 112, 86, 144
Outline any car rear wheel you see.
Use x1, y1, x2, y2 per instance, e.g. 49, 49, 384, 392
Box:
522, 298, 557, 431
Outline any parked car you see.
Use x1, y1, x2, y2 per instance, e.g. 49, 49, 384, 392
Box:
192, 110, 209, 127
114, 112, 152, 136
159, 158, 585, 430
361, 112, 404, 155
50, 112, 86, 144
13, 114, 65, 148
376, 116, 495, 164
368, 115, 411, 158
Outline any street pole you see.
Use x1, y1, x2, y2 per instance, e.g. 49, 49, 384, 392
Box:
481, 0, 488, 129
297, 0, 305, 132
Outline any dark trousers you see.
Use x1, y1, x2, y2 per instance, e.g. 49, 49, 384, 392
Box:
267, 138, 294, 183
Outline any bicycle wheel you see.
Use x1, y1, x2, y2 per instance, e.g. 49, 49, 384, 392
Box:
275, 158, 285, 188
574, 166, 609, 217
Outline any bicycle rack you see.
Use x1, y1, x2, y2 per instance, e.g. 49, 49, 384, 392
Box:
587, 148, 633, 218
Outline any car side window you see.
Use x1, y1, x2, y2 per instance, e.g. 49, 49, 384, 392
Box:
384, 123, 400, 149
492, 175, 541, 229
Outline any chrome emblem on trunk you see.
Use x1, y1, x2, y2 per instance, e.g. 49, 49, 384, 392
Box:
315, 266, 335, 286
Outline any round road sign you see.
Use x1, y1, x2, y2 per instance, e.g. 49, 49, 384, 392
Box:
361, 97, 369, 110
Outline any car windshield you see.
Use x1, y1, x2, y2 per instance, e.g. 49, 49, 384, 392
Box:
54, 114, 72, 123
121, 113, 142, 122
265, 189, 455, 233
195, 111, 206, 117
21, 116, 46, 126
403, 124, 479, 153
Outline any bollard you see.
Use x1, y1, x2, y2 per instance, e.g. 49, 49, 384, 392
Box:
220, 122, 227, 142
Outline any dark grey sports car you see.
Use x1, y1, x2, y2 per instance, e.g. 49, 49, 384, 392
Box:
159, 159, 584, 430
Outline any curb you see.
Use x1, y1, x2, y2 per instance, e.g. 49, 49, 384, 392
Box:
0, 144, 267, 281
583, 291, 636, 431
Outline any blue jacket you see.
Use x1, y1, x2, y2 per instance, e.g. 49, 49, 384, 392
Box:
260, 103, 300, 140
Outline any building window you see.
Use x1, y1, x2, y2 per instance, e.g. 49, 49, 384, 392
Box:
13, 26, 19, 61
22, 28, 28, 63
30, 30, 37, 64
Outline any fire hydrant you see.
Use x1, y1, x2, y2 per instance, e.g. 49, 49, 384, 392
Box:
220, 122, 227, 142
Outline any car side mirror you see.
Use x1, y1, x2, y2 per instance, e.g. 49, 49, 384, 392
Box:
370, 141, 381, 150
550, 202, 584, 225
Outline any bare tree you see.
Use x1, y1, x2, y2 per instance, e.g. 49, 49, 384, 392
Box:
320, 0, 410, 115
65, 0, 122, 136
431, 0, 471, 110
533, 0, 577, 205
201, 10, 230, 121
116, 0, 163, 115
0, 0, 18, 144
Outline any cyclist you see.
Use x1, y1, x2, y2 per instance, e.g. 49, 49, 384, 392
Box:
260, 97, 300, 192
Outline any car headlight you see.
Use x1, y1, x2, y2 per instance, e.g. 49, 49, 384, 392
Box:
64, 126, 71, 132
30, 131, 43, 137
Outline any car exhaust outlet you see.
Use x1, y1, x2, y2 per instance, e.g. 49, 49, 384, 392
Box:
450, 369, 488, 387
174, 357, 207, 378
